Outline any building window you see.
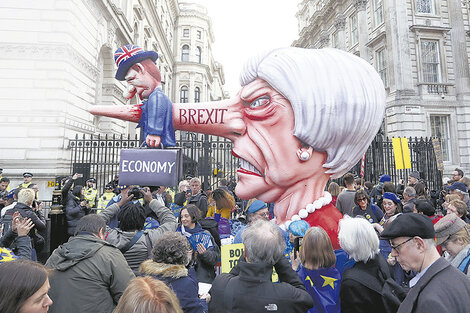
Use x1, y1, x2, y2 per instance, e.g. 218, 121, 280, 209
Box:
374, 0, 383, 26
181, 45, 190, 62
183, 28, 189, 37
197, 30, 202, 39
196, 47, 201, 63
376, 49, 387, 86
421, 40, 440, 83
417, 0, 433, 14
332, 31, 339, 49
430, 115, 451, 161
350, 15, 358, 46
180, 86, 188, 103
194, 87, 200, 103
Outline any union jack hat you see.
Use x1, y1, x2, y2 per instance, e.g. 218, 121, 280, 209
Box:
114, 44, 158, 81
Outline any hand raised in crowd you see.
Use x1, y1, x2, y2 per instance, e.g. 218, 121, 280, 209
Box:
12, 212, 34, 236
290, 251, 301, 271
141, 187, 153, 204
72, 173, 80, 180
117, 188, 134, 207
33, 201, 43, 212
196, 243, 207, 255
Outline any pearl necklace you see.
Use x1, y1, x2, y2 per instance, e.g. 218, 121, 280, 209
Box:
276, 191, 332, 231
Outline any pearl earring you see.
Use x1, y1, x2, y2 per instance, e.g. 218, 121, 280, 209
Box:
300, 151, 310, 161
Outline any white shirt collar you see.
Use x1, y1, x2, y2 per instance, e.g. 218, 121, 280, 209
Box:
409, 259, 436, 288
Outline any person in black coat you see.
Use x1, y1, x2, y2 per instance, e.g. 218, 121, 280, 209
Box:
61, 173, 91, 236
138, 232, 207, 313
338, 216, 391, 313
188, 178, 208, 218
381, 213, 470, 313
209, 220, 313, 313
4, 188, 47, 259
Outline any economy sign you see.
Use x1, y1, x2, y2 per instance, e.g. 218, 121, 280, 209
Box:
118, 149, 182, 187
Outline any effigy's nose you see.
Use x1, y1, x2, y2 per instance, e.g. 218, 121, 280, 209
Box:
89, 96, 247, 139
172, 97, 246, 140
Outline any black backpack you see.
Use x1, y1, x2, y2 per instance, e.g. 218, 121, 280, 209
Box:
343, 255, 408, 313
199, 218, 221, 248
0, 211, 14, 239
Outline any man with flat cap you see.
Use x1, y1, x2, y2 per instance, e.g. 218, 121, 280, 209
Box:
381, 213, 470, 313
18, 172, 33, 189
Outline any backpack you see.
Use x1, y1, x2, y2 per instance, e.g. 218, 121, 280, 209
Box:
0, 211, 14, 239
199, 217, 221, 248
343, 255, 407, 313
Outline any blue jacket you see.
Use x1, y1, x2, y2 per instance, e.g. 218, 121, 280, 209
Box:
139, 260, 206, 313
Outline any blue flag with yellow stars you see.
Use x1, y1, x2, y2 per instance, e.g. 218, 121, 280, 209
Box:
298, 266, 341, 313
0, 247, 18, 263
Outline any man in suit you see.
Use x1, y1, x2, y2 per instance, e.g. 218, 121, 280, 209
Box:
381, 213, 470, 313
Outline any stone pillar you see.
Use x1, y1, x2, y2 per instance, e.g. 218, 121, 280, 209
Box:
356, 0, 369, 59
385, 0, 414, 93
448, 0, 470, 99
334, 15, 346, 50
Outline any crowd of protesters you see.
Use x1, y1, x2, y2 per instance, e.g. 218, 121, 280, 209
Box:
1, 169, 470, 312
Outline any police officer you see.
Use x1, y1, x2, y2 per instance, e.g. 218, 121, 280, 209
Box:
18, 172, 33, 189
84, 178, 98, 208
97, 184, 115, 213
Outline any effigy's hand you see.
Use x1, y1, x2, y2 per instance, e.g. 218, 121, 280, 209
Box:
145, 134, 161, 148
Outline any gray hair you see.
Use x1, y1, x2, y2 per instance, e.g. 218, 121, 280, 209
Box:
404, 186, 416, 198
242, 220, 285, 265
240, 47, 385, 178
423, 238, 436, 250
189, 177, 201, 185
338, 216, 379, 262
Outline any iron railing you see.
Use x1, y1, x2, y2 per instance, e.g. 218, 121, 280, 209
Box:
334, 135, 442, 192
69, 132, 239, 192
69, 132, 442, 193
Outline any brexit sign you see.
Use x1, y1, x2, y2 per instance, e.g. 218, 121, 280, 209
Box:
118, 149, 182, 187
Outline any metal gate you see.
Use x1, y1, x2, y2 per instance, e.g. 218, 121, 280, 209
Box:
341, 135, 442, 192
69, 132, 239, 192
69, 132, 442, 193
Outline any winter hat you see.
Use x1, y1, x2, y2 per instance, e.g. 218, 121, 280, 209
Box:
434, 213, 468, 245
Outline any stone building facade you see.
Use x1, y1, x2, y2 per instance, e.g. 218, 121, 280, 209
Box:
0, 0, 226, 199
294, 0, 470, 176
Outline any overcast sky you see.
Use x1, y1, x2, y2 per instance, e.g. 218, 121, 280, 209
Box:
190, 0, 299, 97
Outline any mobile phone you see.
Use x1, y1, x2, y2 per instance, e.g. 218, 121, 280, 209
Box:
77, 174, 83, 178
294, 236, 303, 254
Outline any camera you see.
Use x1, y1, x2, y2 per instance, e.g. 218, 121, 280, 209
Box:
128, 186, 144, 199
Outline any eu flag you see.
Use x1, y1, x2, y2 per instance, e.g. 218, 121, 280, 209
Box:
298, 266, 341, 313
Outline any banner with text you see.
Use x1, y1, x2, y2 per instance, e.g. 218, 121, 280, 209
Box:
221, 243, 279, 282
119, 149, 182, 187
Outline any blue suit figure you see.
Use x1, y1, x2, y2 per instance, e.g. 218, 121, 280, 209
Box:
114, 44, 175, 148
138, 87, 175, 147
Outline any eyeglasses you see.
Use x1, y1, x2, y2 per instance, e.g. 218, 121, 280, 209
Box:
357, 198, 367, 203
256, 211, 270, 218
390, 237, 413, 253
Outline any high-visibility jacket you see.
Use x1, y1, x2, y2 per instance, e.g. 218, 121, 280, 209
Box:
84, 187, 98, 208
96, 192, 116, 213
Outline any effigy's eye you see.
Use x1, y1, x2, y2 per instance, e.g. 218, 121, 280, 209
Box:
249, 96, 270, 108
